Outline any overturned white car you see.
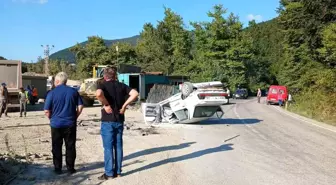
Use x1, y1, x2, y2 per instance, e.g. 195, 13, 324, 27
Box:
142, 81, 229, 125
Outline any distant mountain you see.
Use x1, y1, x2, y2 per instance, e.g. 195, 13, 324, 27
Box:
49, 35, 140, 63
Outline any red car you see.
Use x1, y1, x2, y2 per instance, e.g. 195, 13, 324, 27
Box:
266, 85, 288, 105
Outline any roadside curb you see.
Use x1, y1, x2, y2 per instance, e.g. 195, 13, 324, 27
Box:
271, 105, 336, 134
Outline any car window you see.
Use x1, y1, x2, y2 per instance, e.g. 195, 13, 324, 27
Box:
271, 88, 277, 94
193, 106, 219, 118
279, 89, 284, 94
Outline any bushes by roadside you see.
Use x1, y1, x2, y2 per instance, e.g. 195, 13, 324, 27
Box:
288, 90, 336, 125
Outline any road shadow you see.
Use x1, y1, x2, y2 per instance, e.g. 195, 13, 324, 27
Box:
122, 143, 234, 176
83, 142, 196, 171
11, 164, 104, 185
199, 118, 262, 125
124, 142, 196, 161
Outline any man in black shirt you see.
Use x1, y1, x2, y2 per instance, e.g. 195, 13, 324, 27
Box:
96, 67, 139, 180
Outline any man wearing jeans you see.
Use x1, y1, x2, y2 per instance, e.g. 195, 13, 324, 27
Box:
44, 72, 84, 175
96, 67, 138, 180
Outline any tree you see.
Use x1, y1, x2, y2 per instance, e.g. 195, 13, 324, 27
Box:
188, 5, 251, 90
110, 42, 138, 65
136, 23, 171, 73
136, 8, 192, 75
70, 36, 112, 78
318, 23, 336, 67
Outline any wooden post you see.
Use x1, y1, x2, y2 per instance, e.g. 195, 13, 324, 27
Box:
285, 101, 288, 110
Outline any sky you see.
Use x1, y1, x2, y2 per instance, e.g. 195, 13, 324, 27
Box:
0, 0, 280, 62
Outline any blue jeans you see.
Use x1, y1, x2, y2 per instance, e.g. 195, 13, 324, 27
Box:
101, 122, 124, 176
278, 99, 283, 106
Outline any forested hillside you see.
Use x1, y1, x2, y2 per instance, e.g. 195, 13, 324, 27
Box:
29, 2, 335, 123
49, 35, 140, 63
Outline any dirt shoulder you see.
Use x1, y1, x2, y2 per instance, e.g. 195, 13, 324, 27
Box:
0, 106, 185, 185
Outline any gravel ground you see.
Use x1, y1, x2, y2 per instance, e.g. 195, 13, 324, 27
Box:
0, 98, 336, 185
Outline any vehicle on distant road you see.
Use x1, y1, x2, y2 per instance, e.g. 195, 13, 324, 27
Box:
233, 88, 248, 99
266, 85, 288, 105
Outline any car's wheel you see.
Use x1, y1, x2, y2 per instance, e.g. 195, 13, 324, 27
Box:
181, 82, 193, 98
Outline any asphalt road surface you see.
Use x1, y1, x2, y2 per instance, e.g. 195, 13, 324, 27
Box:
10, 97, 336, 185
96, 97, 336, 185
172, 97, 336, 185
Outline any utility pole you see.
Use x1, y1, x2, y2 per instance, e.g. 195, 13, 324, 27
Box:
116, 45, 119, 67
41, 44, 54, 75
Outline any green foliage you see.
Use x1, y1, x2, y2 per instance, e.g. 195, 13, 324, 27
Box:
188, 5, 257, 91
318, 23, 336, 67
136, 8, 192, 75
289, 90, 336, 125
50, 35, 140, 63
26, 56, 44, 74
25, 3, 336, 123
277, 0, 336, 122
47, 59, 77, 79
69, 36, 138, 78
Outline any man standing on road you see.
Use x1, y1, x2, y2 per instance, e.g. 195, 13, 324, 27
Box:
96, 67, 139, 180
257, 88, 262, 103
19, 87, 28, 117
44, 72, 84, 175
0, 83, 9, 118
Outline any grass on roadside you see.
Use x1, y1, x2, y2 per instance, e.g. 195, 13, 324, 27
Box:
287, 90, 336, 126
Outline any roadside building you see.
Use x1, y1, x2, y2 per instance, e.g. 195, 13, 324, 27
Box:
22, 73, 48, 99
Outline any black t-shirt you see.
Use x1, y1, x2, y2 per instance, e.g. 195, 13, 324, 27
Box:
97, 80, 132, 122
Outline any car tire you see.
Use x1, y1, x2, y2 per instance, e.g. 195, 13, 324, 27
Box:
181, 82, 193, 98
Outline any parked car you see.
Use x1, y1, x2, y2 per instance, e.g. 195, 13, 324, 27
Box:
233, 88, 248, 99
266, 85, 288, 105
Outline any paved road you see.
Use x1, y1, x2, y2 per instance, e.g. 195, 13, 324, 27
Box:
97, 98, 336, 185
11, 98, 335, 185
173, 97, 336, 185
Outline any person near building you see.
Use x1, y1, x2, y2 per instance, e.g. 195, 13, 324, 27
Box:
0, 83, 9, 118
32, 85, 38, 105
19, 87, 28, 117
96, 67, 139, 180
257, 88, 262, 103
26, 85, 32, 105
44, 72, 84, 175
